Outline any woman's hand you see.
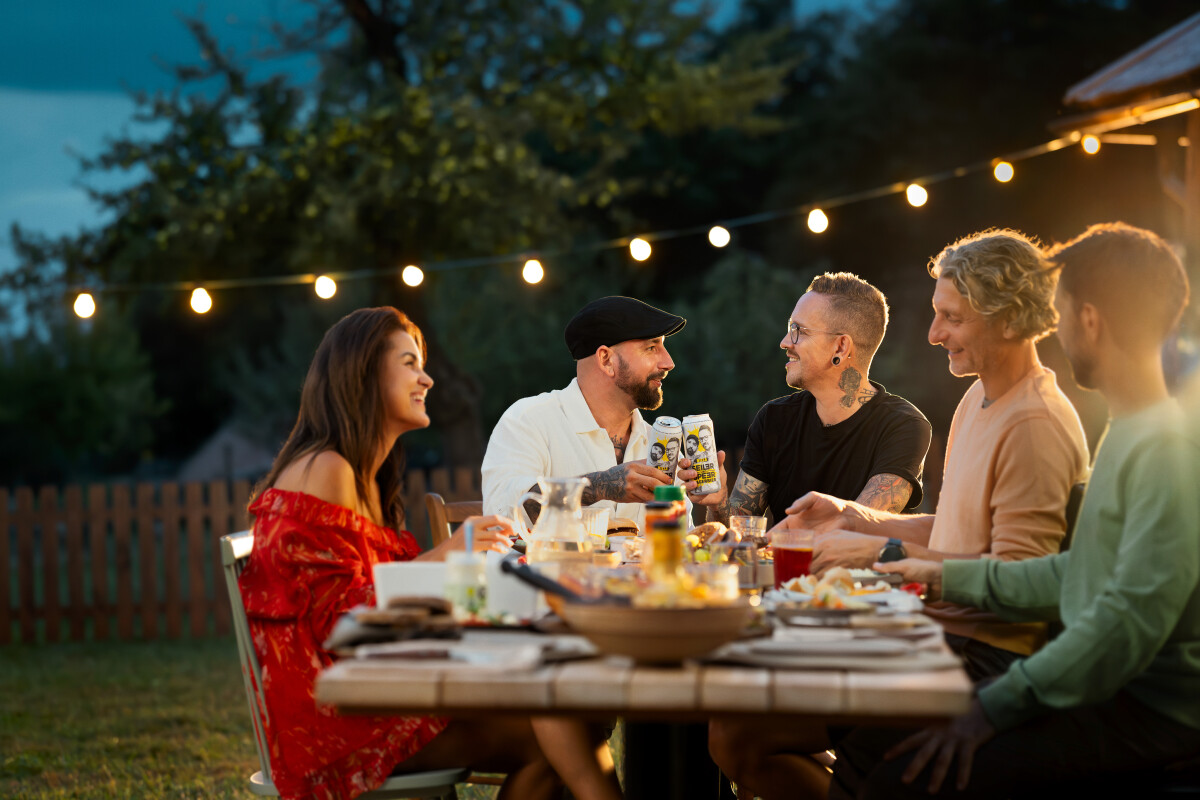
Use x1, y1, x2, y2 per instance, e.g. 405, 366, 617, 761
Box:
422, 515, 518, 561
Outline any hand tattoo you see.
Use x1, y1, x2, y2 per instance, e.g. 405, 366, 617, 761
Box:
855, 473, 913, 513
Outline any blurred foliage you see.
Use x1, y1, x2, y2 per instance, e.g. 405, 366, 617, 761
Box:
666, 249, 819, 439
0, 309, 165, 485
2, 0, 1197, 485
1, 0, 792, 481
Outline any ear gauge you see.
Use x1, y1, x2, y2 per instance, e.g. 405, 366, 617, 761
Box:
832, 356, 841, 366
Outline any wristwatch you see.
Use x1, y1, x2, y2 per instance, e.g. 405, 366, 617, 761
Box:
878, 537, 907, 563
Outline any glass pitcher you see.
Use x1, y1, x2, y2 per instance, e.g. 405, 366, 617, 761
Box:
516, 476, 596, 567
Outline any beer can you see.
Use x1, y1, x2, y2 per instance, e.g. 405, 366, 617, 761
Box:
647, 416, 683, 480
681, 413, 721, 495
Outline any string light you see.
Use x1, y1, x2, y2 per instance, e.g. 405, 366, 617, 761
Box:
73, 292, 96, 318
314, 275, 337, 299
68, 131, 1148, 313
190, 288, 212, 314
629, 237, 651, 261
401, 265, 424, 287
522, 259, 544, 284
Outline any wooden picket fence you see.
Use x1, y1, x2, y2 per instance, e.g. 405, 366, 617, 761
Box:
1, 466, 481, 645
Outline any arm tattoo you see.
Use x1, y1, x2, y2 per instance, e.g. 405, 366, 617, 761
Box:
855, 473, 913, 513
708, 471, 769, 526
838, 366, 864, 408
529, 460, 632, 521
582, 464, 628, 505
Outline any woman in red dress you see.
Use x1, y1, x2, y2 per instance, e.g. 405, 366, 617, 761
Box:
239, 307, 622, 800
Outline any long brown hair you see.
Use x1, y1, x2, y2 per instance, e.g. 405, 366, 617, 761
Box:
253, 307, 428, 530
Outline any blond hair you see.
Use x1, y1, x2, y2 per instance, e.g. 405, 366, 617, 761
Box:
928, 229, 1057, 341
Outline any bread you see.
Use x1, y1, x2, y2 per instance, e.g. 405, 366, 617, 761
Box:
386, 596, 453, 615
689, 521, 731, 546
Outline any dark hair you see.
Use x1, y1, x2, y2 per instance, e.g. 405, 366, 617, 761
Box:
1048, 223, 1189, 351
252, 307, 428, 530
806, 272, 889, 364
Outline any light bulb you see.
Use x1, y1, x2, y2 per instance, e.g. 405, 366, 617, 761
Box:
807, 209, 829, 234
190, 288, 212, 314
314, 275, 337, 299
708, 226, 731, 247
73, 293, 96, 319
906, 184, 928, 207
401, 265, 424, 287
1082, 134, 1101, 155
993, 161, 1014, 183
629, 237, 651, 261
522, 259, 544, 284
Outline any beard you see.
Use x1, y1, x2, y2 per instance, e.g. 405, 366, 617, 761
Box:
615, 354, 665, 410
785, 357, 810, 391
1066, 349, 1099, 391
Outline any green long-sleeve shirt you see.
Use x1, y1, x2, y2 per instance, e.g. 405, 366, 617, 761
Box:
943, 398, 1200, 732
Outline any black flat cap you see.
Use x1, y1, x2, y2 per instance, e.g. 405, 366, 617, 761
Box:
564, 296, 686, 359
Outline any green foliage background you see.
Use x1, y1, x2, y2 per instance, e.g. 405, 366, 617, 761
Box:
2, 0, 1195, 485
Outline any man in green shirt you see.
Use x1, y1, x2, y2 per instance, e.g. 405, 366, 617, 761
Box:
835, 222, 1200, 798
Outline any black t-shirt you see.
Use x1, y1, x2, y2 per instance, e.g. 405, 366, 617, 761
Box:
739, 381, 932, 522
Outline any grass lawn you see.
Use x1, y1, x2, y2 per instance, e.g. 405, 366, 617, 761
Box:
0, 638, 506, 799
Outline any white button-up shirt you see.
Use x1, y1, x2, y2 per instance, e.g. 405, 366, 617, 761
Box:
482, 378, 657, 531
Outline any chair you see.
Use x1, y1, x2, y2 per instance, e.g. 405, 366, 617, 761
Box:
219, 530, 469, 798
1060, 481, 1088, 552
423, 493, 482, 548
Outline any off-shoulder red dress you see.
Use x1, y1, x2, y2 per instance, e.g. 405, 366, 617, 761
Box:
239, 488, 449, 800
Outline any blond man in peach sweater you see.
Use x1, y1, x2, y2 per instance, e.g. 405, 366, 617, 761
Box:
708, 230, 1089, 800
787, 229, 1089, 674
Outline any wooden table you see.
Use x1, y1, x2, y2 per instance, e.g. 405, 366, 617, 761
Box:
317, 630, 972, 797
317, 632, 971, 724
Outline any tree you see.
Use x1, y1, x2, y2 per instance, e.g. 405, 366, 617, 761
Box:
1, 0, 791, 481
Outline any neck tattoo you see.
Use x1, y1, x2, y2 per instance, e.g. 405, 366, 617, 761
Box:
611, 433, 628, 462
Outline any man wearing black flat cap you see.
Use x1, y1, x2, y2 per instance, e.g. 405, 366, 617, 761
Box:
482, 296, 691, 530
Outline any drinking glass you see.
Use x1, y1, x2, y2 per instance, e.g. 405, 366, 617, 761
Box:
730, 515, 768, 546
711, 540, 759, 594
580, 507, 611, 547
682, 563, 739, 604
771, 529, 814, 589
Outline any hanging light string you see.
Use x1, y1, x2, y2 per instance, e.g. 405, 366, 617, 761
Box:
69, 129, 1128, 316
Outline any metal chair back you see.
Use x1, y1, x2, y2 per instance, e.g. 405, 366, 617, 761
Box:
219, 530, 467, 798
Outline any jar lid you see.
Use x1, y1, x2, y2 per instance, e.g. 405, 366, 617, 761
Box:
654, 485, 685, 501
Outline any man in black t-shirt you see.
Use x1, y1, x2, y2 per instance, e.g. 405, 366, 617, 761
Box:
702, 272, 931, 527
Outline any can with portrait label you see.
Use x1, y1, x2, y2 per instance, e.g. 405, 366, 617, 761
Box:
646, 416, 683, 480
681, 413, 721, 495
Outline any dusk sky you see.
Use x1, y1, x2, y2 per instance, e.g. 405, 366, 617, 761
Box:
0, 0, 870, 273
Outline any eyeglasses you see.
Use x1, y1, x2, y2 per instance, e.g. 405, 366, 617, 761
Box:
788, 321, 844, 344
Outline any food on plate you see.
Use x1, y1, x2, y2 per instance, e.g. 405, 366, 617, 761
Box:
780, 570, 875, 611
619, 536, 643, 562
821, 566, 855, 594
691, 521, 731, 546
